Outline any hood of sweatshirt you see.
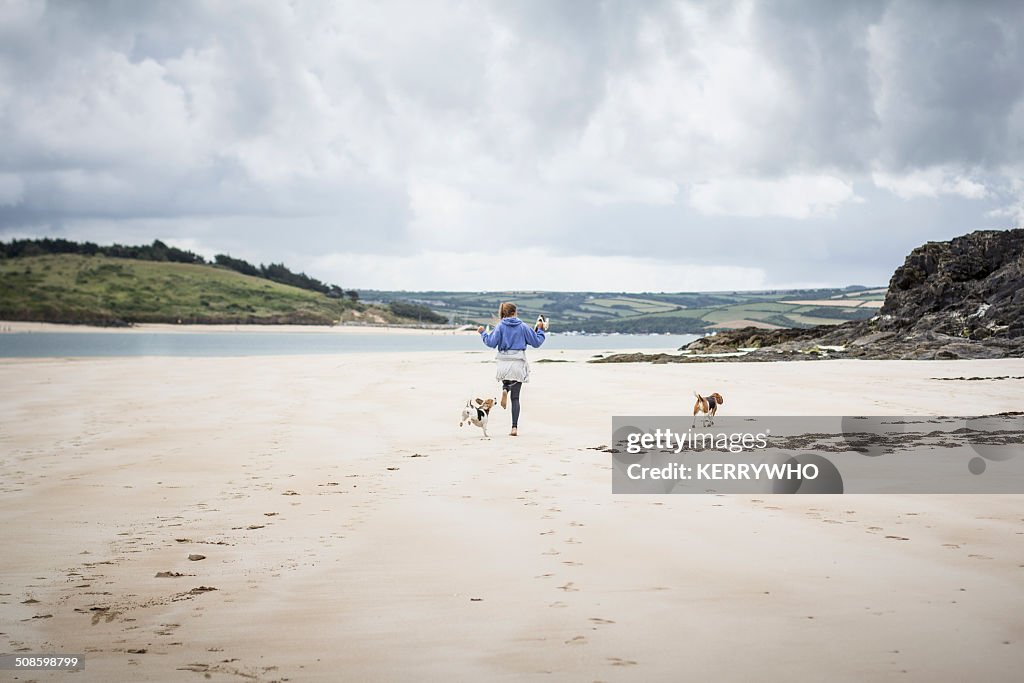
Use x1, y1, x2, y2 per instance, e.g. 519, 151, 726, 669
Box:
501, 317, 523, 327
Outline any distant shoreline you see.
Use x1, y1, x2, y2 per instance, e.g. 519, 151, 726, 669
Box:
0, 320, 702, 338
0, 321, 475, 336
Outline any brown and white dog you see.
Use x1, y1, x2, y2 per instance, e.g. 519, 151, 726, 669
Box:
460, 398, 497, 438
691, 392, 724, 428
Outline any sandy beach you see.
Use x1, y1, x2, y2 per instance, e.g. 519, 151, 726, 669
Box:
2, 347, 1023, 681
5, 1, 1022, 680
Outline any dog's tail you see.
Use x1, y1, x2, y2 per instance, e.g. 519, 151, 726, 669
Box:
693, 391, 702, 400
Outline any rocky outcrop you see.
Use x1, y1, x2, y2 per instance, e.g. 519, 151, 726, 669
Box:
594, 229, 1024, 363
879, 228, 1024, 340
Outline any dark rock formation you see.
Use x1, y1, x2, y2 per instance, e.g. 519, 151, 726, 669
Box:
593, 229, 1024, 363
879, 228, 1024, 340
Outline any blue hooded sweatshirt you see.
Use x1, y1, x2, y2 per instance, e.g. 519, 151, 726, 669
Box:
481, 317, 546, 352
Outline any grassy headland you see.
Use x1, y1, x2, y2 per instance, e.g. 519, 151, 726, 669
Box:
0, 240, 886, 332
0, 254, 407, 326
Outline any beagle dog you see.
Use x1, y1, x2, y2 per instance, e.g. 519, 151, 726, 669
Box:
460, 398, 497, 438
691, 392, 724, 428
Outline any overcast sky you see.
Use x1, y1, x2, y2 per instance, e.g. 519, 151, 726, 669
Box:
1, 0, 1022, 291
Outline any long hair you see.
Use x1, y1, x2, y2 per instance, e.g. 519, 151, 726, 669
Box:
499, 302, 517, 319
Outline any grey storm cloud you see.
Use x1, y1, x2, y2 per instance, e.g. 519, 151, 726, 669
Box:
862, 0, 1024, 171
0, 0, 1021, 289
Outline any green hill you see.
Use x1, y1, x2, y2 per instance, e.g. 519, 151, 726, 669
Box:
0, 254, 407, 326
0, 252, 885, 331
360, 287, 886, 334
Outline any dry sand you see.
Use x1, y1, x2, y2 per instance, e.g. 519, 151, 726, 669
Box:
1, 348, 1023, 682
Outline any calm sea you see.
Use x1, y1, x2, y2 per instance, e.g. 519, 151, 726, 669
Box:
0, 331, 699, 358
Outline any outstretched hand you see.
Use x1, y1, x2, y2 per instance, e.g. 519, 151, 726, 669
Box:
477, 326, 485, 333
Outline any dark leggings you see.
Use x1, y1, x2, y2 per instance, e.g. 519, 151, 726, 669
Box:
502, 380, 522, 428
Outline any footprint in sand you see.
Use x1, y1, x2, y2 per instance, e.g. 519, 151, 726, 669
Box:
557, 582, 579, 592
177, 664, 210, 673
89, 607, 118, 625
607, 657, 638, 667
542, 548, 561, 556
562, 561, 583, 567
155, 623, 180, 636
589, 618, 615, 625
564, 636, 587, 645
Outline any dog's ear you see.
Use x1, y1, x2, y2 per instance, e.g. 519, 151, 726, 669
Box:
475, 398, 483, 405
715, 393, 724, 403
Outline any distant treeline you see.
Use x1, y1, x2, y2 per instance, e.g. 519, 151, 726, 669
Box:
387, 300, 448, 324
1, 237, 206, 264
0, 237, 358, 300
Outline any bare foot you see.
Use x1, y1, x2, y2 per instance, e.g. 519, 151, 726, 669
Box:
500, 391, 508, 409
510, 427, 518, 436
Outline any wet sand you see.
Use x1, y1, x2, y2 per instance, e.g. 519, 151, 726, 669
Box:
1, 352, 1023, 681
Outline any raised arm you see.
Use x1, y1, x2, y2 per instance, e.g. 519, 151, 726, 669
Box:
523, 326, 546, 348
480, 325, 500, 348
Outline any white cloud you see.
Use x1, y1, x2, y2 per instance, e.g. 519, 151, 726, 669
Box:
986, 175, 1024, 227
871, 167, 988, 200
309, 248, 767, 292
688, 175, 857, 218
538, 153, 680, 207
2, 1, 1023, 289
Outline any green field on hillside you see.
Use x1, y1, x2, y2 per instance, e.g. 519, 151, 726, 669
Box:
360, 287, 886, 334
0, 253, 885, 331
0, 254, 404, 326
